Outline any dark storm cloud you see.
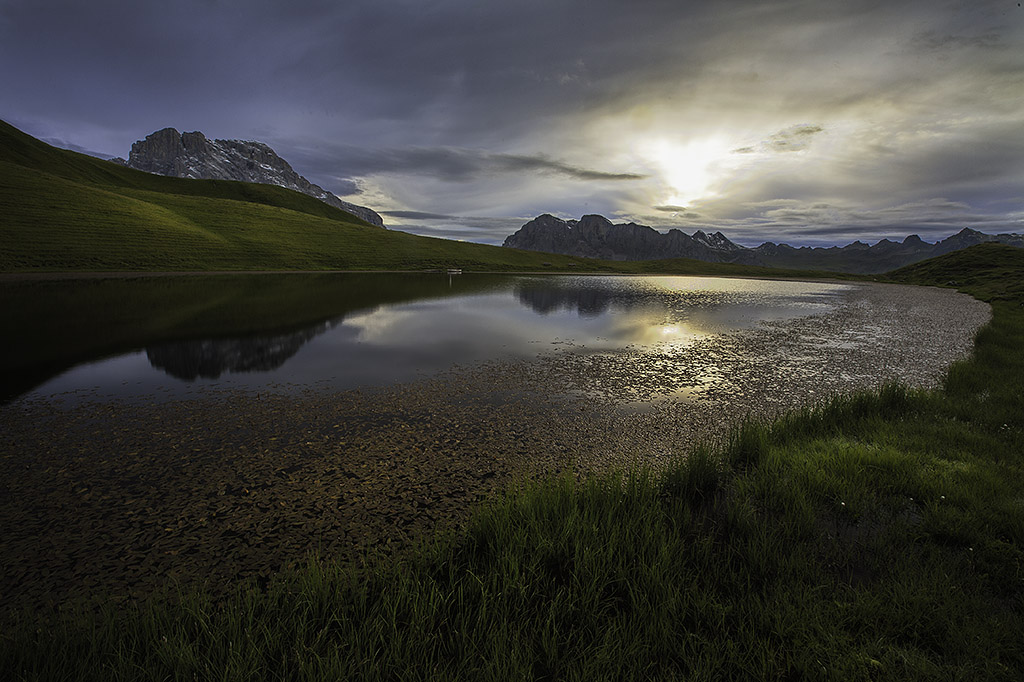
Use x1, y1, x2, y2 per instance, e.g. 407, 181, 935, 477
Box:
384, 211, 458, 221
497, 155, 646, 181
288, 144, 644, 183
911, 30, 1003, 52
653, 206, 702, 219
330, 178, 362, 196
0, 0, 727, 143
265, 0, 721, 131
2, 0, 1022, 245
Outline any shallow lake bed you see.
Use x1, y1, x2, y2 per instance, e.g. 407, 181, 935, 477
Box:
0, 274, 991, 610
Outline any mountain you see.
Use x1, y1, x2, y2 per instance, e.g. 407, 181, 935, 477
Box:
504, 214, 757, 264
119, 128, 384, 227
503, 215, 1024, 274
748, 227, 1024, 273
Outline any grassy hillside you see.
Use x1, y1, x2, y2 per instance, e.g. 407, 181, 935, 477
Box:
3, 244, 1023, 679
2, 120, 861, 277
888, 242, 1024, 301
0, 122, 377, 223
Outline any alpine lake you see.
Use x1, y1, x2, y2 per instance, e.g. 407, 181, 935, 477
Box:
0, 272, 991, 609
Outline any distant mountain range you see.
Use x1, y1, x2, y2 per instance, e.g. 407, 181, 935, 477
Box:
116, 128, 385, 227
503, 214, 1024, 274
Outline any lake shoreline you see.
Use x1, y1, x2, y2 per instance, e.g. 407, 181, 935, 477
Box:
0, 268, 867, 283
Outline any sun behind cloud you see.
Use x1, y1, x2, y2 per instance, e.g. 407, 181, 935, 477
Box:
641, 136, 739, 207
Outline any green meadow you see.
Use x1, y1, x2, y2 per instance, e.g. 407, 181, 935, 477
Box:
2, 119, 1023, 679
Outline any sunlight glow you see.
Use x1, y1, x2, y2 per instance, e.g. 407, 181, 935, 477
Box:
647, 322, 698, 346
643, 137, 736, 206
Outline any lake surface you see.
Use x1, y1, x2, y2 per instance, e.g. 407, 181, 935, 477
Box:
5, 273, 853, 403
0, 272, 992, 610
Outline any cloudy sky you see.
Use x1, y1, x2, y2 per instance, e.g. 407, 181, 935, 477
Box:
2, 0, 1022, 246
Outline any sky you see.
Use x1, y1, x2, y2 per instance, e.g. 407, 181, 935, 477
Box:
1, 0, 1022, 247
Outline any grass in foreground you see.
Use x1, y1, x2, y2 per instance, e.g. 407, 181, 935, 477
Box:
3, 246, 1023, 680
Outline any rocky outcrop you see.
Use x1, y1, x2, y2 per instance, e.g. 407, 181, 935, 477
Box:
503, 216, 1024, 273
503, 214, 754, 264
126, 128, 384, 227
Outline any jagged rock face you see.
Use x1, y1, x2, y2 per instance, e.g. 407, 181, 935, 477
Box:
503, 215, 1024, 273
128, 128, 188, 176
503, 214, 754, 263
126, 128, 385, 228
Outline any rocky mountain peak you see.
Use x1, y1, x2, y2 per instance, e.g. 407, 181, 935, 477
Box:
126, 128, 384, 227
503, 214, 750, 263
502, 213, 1024, 273
127, 128, 189, 176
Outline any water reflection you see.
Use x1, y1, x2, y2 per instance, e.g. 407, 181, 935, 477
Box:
5, 273, 853, 402
146, 321, 336, 380
0, 272, 509, 401
515, 281, 612, 316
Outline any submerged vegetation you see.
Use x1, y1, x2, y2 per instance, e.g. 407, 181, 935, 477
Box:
2, 249, 1023, 678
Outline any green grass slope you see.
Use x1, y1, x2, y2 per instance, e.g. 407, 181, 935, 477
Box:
888, 242, 1024, 301
3, 244, 1023, 679
0, 121, 376, 224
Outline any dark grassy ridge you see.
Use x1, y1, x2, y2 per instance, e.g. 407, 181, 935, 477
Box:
2, 120, 863, 279
2, 250, 1023, 679
887, 241, 1024, 301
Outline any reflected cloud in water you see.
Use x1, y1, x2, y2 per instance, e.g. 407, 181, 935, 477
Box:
19, 274, 853, 401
